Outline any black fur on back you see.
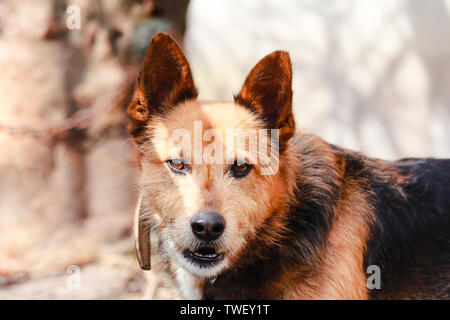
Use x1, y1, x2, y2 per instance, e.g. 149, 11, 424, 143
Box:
364, 158, 450, 299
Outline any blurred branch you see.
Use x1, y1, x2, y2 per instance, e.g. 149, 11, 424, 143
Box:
0, 87, 126, 143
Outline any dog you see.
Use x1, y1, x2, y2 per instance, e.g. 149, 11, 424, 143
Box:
127, 33, 450, 299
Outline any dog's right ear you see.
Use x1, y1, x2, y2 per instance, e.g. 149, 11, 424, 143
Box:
128, 32, 198, 144
234, 51, 294, 152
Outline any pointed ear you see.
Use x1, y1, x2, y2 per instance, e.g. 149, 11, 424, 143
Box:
234, 51, 295, 150
128, 33, 198, 143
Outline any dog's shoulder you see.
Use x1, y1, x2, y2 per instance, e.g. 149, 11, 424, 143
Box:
280, 136, 450, 299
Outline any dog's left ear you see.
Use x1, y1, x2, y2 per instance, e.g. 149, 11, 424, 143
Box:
128, 32, 198, 144
235, 51, 295, 151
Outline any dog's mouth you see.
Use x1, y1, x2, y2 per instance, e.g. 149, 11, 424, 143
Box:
183, 246, 225, 267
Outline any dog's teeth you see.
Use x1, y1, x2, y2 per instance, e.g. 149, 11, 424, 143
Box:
193, 252, 218, 258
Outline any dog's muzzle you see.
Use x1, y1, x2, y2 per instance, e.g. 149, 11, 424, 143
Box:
183, 211, 226, 267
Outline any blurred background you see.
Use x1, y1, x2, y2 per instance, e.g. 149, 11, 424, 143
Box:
0, 0, 448, 299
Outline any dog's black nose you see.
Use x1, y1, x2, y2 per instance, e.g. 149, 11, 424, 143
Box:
191, 211, 225, 241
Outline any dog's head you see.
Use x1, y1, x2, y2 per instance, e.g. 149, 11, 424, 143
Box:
129, 33, 297, 278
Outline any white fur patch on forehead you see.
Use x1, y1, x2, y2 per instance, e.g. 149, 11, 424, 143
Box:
166, 100, 263, 132
144, 100, 268, 165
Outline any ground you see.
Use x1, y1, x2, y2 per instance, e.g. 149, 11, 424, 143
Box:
0, 238, 177, 300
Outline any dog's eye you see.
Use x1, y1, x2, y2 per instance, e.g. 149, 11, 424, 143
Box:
230, 161, 252, 178
167, 159, 188, 174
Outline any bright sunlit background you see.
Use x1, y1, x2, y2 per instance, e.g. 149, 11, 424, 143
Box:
0, 0, 448, 299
